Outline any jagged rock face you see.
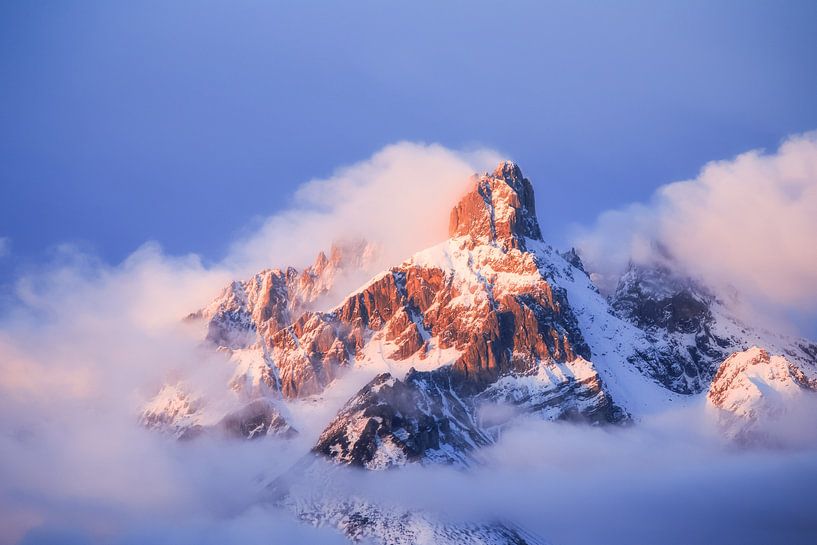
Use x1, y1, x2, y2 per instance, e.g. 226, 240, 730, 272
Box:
218, 398, 297, 440
449, 161, 542, 251
609, 263, 817, 396
707, 347, 817, 444
612, 264, 714, 335
610, 264, 732, 393
270, 166, 590, 398
189, 239, 376, 351
314, 370, 491, 469
560, 248, 588, 276
479, 357, 627, 425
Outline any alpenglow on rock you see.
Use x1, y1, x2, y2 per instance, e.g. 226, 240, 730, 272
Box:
449, 161, 542, 250
264, 162, 598, 400
140, 160, 817, 545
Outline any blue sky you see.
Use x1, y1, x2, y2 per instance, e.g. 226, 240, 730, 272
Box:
2, 1, 817, 277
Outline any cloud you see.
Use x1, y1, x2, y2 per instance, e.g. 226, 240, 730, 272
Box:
572, 132, 817, 326
285, 412, 817, 545
3, 138, 816, 545
0, 237, 9, 258
0, 142, 500, 544
225, 141, 502, 276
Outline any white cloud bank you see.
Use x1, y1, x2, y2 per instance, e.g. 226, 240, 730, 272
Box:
2, 137, 817, 544
0, 142, 500, 544
573, 132, 817, 325
225, 141, 502, 275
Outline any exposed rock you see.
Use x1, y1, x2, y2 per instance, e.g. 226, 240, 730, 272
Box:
478, 357, 628, 425
560, 247, 587, 275
188, 239, 377, 352
449, 161, 542, 251
314, 370, 491, 469
610, 264, 732, 393
269, 167, 590, 399
140, 384, 296, 441
610, 262, 817, 395
217, 398, 297, 440
612, 264, 715, 335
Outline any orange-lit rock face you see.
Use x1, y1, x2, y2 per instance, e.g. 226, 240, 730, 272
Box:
449, 161, 542, 251
152, 161, 634, 445
268, 163, 589, 398
191, 239, 376, 350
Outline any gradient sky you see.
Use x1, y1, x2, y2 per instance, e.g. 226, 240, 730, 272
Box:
2, 1, 817, 280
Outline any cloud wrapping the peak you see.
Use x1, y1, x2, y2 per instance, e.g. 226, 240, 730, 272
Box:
226, 142, 503, 276
0, 142, 503, 543
3, 137, 817, 544
573, 132, 817, 320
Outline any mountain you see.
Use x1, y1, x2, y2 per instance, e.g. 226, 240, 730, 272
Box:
141, 160, 817, 544
140, 383, 296, 440
707, 347, 817, 445
313, 369, 491, 469
610, 263, 817, 395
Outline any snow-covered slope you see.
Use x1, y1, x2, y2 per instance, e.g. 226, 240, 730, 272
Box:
613, 263, 817, 388
314, 370, 491, 469
139, 160, 817, 544
140, 383, 296, 440
707, 347, 817, 444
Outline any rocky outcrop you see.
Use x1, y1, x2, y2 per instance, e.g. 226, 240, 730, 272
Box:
449, 161, 542, 251
479, 357, 627, 425
610, 264, 733, 393
314, 369, 491, 469
217, 398, 297, 440
612, 264, 715, 335
188, 239, 377, 352
268, 165, 591, 399
610, 263, 817, 396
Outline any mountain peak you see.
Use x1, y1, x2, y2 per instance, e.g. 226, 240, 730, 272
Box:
492, 160, 524, 181
448, 161, 542, 250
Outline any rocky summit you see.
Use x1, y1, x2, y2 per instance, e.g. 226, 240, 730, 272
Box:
142, 161, 817, 545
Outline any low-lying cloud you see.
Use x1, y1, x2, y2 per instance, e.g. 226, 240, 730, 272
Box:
0, 142, 499, 544
2, 138, 816, 545
288, 413, 817, 545
573, 132, 817, 330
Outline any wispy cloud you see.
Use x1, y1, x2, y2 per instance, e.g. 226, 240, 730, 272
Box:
0, 143, 500, 544
225, 141, 502, 276
573, 132, 817, 329
2, 138, 816, 544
